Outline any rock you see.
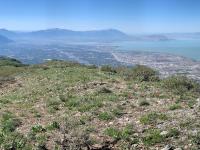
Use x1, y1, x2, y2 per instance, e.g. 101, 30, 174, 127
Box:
161, 145, 173, 150
74, 112, 81, 117
174, 148, 182, 150
133, 133, 139, 136
160, 131, 168, 136
108, 122, 113, 125
196, 98, 200, 107
125, 117, 129, 121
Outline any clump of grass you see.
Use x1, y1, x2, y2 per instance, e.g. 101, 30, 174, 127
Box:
97, 87, 112, 94
140, 112, 168, 125
166, 128, 180, 138
1, 112, 21, 133
59, 92, 75, 102
112, 108, 124, 117
98, 112, 113, 121
0, 132, 31, 149
31, 125, 46, 133
143, 129, 164, 145
139, 100, 150, 106
105, 125, 134, 140
46, 121, 60, 130
0, 112, 31, 149
35, 134, 48, 149
187, 100, 196, 108
192, 132, 200, 147
169, 103, 182, 110
47, 98, 61, 111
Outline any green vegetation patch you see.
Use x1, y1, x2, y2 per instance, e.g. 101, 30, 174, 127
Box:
98, 112, 113, 121
105, 125, 134, 141
142, 129, 164, 146
169, 103, 182, 110
163, 76, 200, 99
140, 112, 168, 125
0, 57, 25, 67
1, 112, 21, 133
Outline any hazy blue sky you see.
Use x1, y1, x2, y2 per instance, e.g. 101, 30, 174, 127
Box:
0, 0, 200, 33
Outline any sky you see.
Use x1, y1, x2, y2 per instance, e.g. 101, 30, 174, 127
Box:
0, 0, 200, 34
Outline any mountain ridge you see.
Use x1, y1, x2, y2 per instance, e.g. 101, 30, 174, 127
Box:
0, 28, 130, 41
0, 34, 13, 44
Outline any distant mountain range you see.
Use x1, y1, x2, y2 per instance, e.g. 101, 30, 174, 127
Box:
0, 28, 131, 42
165, 32, 200, 40
0, 28, 199, 43
0, 34, 13, 44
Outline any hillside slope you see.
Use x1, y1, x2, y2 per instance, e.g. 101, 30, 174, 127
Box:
0, 60, 200, 150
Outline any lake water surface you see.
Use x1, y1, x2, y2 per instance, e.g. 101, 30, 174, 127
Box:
114, 39, 200, 61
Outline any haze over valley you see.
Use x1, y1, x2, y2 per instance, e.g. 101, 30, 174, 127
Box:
0, 28, 200, 82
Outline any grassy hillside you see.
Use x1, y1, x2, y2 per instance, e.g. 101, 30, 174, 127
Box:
0, 59, 200, 150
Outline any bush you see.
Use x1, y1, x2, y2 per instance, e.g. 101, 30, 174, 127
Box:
130, 65, 159, 82
163, 76, 200, 96
101, 65, 116, 73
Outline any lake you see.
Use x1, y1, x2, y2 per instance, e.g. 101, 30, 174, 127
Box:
114, 39, 200, 61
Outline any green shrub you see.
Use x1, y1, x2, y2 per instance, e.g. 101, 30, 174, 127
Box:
101, 65, 116, 73
130, 65, 159, 82
163, 76, 200, 96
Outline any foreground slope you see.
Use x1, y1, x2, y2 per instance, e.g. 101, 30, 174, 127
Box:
0, 59, 200, 150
